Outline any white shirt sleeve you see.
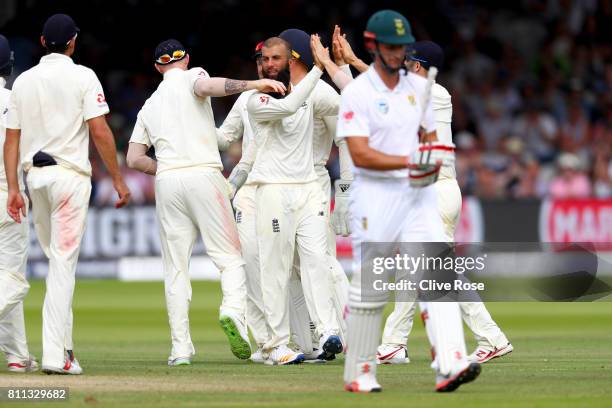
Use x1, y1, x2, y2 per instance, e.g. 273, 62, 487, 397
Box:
336, 84, 370, 138
422, 98, 436, 133
188, 67, 210, 97
6, 85, 20, 130
129, 112, 152, 148
217, 97, 244, 144
247, 66, 323, 122
313, 84, 340, 118
83, 70, 110, 120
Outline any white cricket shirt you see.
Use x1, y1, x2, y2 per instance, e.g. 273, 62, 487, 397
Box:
217, 90, 255, 172
336, 66, 436, 178
129, 67, 223, 174
6, 53, 109, 176
312, 80, 341, 176
0, 78, 23, 191
246, 66, 337, 184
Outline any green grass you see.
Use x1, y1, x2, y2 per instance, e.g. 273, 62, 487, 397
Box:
1, 280, 611, 407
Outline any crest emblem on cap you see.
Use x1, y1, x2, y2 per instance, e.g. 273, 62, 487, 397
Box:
394, 18, 405, 35
408, 95, 416, 106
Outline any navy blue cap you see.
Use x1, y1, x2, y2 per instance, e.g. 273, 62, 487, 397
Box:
154, 38, 186, 64
409, 41, 444, 70
42, 14, 79, 46
0, 35, 13, 73
279, 29, 313, 68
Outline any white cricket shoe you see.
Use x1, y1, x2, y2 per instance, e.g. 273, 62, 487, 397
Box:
42, 350, 83, 375
468, 343, 514, 364
317, 333, 343, 361
435, 362, 481, 392
7, 355, 39, 373
168, 356, 192, 366
376, 344, 410, 365
264, 345, 304, 366
249, 348, 266, 363
345, 363, 382, 393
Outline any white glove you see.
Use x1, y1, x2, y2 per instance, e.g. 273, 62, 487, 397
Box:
408, 144, 442, 188
417, 143, 455, 168
332, 179, 352, 236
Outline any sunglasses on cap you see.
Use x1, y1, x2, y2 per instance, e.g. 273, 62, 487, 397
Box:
156, 49, 186, 65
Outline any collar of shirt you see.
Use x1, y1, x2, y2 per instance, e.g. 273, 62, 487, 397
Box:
366, 64, 407, 94
40, 53, 74, 65
0, 77, 5, 89
163, 67, 185, 79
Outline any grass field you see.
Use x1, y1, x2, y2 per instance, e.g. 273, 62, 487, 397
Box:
1, 280, 611, 407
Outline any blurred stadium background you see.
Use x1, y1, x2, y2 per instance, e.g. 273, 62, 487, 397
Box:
0, 0, 610, 279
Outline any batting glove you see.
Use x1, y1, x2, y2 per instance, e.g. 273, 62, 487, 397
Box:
408, 143, 442, 188
417, 143, 455, 168
332, 179, 352, 236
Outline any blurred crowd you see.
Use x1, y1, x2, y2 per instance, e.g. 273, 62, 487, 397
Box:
2, 0, 610, 204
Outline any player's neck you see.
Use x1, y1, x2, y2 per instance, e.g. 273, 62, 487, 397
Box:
374, 63, 400, 90
290, 69, 307, 85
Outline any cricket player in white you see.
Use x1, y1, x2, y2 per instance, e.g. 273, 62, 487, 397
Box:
0, 34, 38, 373
215, 42, 271, 362
245, 36, 342, 365
126, 39, 286, 366
4, 14, 131, 375
337, 10, 480, 393
377, 41, 513, 365
218, 35, 351, 362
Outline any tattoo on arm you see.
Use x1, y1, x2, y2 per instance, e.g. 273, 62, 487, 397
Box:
225, 79, 248, 95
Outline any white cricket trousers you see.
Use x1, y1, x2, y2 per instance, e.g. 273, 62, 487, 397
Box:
344, 176, 468, 383
382, 177, 508, 349
233, 184, 269, 347
256, 181, 339, 351
26, 166, 90, 368
288, 170, 349, 352
0, 191, 31, 360
155, 167, 247, 360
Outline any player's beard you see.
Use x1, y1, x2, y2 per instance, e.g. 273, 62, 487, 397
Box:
263, 63, 291, 99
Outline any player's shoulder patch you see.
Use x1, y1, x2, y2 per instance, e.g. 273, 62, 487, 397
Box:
189, 67, 209, 78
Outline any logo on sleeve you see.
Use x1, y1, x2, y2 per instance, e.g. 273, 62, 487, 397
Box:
272, 218, 280, 233
407, 95, 416, 106
260, 95, 270, 105
97, 93, 107, 104
342, 111, 354, 122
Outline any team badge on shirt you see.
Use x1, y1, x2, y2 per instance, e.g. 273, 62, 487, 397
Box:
375, 98, 389, 114
407, 95, 416, 106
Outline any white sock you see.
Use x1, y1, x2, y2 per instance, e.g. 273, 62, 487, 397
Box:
343, 305, 383, 383
288, 278, 313, 353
